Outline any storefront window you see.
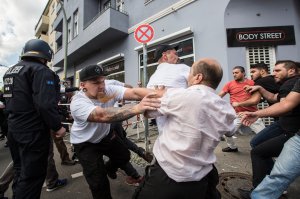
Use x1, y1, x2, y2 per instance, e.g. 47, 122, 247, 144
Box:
139, 37, 194, 83
103, 60, 125, 83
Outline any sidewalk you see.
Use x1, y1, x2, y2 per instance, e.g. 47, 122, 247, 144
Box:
125, 123, 300, 199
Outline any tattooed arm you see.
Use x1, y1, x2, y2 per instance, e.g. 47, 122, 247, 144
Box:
87, 93, 161, 123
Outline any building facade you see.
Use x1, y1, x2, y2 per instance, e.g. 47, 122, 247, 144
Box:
35, 0, 57, 70
50, 0, 300, 89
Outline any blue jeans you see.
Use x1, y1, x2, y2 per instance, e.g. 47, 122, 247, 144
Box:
251, 134, 300, 199
250, 121, 283, 148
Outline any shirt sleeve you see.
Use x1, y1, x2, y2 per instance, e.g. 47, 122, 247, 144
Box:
222, 82, 230, 93
292, 79, 300, 93
71, 96, 96, 123
105, 85, 126, 102
32, 68, 62, 132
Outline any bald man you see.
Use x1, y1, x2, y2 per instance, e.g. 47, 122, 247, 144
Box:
133, 58, 236, 199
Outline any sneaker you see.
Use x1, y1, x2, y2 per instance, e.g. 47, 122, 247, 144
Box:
61, 160, 76, 166
222, 147, 238, 152
282, 190, 288, 195
125, 176, 144, 187
238, 188, 252, 199
46, 178, 67, 192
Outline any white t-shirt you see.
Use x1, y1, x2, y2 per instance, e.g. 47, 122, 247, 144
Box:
70, 85, 126, 144
151, 85, 236, 182
105, 79, 125, 87
147, 63, 190, 133
147, 63, 190, 89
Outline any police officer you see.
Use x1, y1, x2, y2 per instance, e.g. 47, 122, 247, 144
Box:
3, 39, 66, 199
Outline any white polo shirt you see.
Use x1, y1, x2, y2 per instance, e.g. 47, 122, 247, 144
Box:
152, 85, 236, 182
70, 85, 126, 144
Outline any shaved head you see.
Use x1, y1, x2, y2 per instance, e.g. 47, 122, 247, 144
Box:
192, 58, 223, 89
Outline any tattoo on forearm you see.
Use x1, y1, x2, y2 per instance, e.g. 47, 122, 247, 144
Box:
105, 104, 137, 122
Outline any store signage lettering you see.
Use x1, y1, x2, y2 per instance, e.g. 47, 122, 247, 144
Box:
106, 64, 120, 72
237, 31, 284, 41
227, 26, 295, 47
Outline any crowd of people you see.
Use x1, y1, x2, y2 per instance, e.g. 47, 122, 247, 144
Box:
0, 38, 300, 199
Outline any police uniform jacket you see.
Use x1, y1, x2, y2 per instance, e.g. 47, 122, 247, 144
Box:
3, 60, 62, 133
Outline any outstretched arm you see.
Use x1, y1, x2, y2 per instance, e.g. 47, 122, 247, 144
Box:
88, 93, 161, 123
241, 91, 300, 126
218, 90, 227, 98
232, 91, 261, 107
245, 85, 278, 103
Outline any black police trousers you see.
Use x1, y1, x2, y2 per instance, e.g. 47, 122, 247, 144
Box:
133, 161, 221, 199
7, 130, 50, 199
74, 129, 130, 199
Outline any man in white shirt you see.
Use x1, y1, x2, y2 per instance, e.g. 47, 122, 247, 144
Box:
133, 58, 236, 199
147, 44, 190, 132
70, 65, 160, 199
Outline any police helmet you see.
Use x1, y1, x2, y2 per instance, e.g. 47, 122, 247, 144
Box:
21, 39, 53, 62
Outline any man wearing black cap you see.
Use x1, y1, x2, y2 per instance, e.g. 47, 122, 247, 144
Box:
147, 44, 190, 132
70, 65, 160, 199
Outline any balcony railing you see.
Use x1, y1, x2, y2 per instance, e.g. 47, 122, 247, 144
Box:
35, 15, 49, 37
84, 5, 128, 30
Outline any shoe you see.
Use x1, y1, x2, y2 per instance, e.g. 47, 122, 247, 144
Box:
222, 147, 238, 152
220, 136, 225, 141
282, 190, 288, 195
46, 178, 67, 192
61, 160, 76, 166
238, 188, 252, 199
125, 176, 144, 187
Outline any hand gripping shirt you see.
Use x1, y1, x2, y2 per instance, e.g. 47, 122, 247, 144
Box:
147, 63, 190, 133
152, 85, 236, 182
70, 85, 125, 144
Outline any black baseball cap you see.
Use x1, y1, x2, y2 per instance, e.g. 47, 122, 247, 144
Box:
154, 44, 178, 62
79, 65, 107, 81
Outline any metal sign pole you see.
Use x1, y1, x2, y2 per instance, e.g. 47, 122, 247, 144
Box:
142, 43, 149, 151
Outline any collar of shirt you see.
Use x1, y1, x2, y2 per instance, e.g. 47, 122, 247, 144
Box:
188, 84, 215, 93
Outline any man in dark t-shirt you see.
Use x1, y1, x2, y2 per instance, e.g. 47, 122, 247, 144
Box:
238, 60, 300, 198
240, 79, 300, 199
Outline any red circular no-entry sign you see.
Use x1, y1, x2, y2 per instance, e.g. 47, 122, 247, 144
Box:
134, 24, 155, 44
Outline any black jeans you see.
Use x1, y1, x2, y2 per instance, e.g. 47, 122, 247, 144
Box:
74, 130, 130, 199
133, 161, 220, 199
8, 130, 50, 199
110, 122, 144, 156
251, 133, 293, 187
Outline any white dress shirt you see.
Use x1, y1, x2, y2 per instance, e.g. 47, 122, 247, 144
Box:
152, 85, 236, 182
